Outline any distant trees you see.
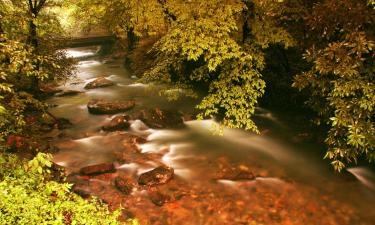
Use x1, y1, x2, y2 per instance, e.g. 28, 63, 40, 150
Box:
0, 0, 64, 44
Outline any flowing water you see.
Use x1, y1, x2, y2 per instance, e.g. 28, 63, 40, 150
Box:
47, 47, 375, 225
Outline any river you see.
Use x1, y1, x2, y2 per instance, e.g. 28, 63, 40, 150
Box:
47, 47, 375, 225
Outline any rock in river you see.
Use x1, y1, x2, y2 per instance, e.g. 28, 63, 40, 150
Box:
114, 176, 134, 195
132, 108, 184, 129
55, 90, 82, 97
217, 165, 256, 181
102, 115, 131, 131
87, 99, 135, 114
138, 166, 174, 186
80, 163, 116, 175
84, 77, 114, 89
148, 191, 171, 206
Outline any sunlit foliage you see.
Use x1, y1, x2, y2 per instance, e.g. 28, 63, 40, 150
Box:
142, 0, 294, 132
0, 37, 50, 143
293, 0, 375, 171
0, 153, 135, 224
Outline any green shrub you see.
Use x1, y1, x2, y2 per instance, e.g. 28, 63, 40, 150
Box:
0, 153, 136, 225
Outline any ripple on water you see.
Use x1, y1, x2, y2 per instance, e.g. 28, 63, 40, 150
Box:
140, 143, 166, 153
130, 120, 151, 134
161, 143, 194, 178
66, 50, 96, 58
117, 163, 140, 172
74, 136, 103, 145
347, 167, 375, 190
127, 83, 148, 87
217, 177, 286, 189
147, 130, 185, 141
78, 60, 101, 67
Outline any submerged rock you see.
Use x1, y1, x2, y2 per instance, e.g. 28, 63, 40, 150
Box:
114, 176, 134, 195
217, 165, 255, 181
138, 166, 174, 186
149, 191, 171, 206
132, 108, 184, 129
84, 77, 114, 89
56, 118, 73, 130
87, 99, 135, 114
102, 115, 131, 131
80, 163, 116, 175
55, 90, 83, 97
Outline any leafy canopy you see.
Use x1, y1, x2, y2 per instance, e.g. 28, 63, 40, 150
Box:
293, 0, 375, 171
142, 0, 294, 132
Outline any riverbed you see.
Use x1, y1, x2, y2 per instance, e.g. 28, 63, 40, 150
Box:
47, 47, 375, 225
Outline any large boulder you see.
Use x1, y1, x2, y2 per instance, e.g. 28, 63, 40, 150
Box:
84, 77, 114, 89
87, 99, 135, 114
132, 108, 184, 129
102, 115, 131, 131
80, 163, 116, 175
138, 166, 174, 186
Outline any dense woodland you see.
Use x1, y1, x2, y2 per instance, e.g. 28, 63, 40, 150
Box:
0, 0, 374, 224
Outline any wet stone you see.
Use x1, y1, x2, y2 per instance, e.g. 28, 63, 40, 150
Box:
114, 176, 134, 195
55, 90, 82, 97
80, 163, 116, 175
132, 108, 184, 129
66, 174, 90, 185
72, 184, 91, 198
87, 99, 135, 114
102, 115, 131, 131
40, 83, 62, 96
149, 191, 171, 206
120, 209, 135, 221
218, 166, 256, 181
84, 77, 114, 89
56, 118, 73, 130
138, 166, 174, 186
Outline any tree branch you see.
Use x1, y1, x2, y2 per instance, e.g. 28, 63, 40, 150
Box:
157, 0, 177, 22
35, 0, 47, 14
27, 0, 34, 14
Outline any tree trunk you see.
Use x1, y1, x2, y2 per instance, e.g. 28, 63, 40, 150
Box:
28, 18, 40, 95
28, 20, 38, 48
0, 22, 5, 42
127, 27, 137, 50
241, 1, 254, 44
0, 22, 3, 34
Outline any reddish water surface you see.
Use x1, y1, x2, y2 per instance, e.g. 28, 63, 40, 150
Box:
47, 47, 375, 225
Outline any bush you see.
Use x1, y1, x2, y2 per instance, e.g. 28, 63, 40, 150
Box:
0, 153, 136, 225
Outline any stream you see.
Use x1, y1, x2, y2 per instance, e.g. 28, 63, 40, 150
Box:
47, 47, 375, 225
